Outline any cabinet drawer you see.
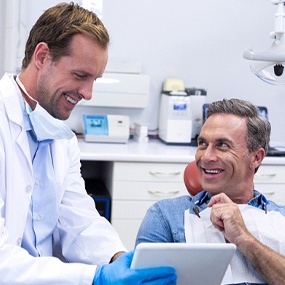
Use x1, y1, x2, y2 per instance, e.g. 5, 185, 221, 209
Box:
254, 165, 285, 184
112, 200, 156, 219
113, 181, 189, 200
113, 162, 187, 182
256, 184, 285, 204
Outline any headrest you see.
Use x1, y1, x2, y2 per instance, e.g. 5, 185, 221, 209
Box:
183, 161, 203, 196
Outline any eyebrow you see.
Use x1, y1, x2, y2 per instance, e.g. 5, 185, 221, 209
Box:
73, 70, 94, 78
197, 135, 233, 145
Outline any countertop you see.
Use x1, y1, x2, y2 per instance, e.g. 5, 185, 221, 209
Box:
78, 138, 285, 165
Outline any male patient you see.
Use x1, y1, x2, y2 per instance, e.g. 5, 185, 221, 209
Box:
136, 98, 285, 285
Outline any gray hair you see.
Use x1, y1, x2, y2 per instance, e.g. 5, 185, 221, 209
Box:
207, 98, 271, 155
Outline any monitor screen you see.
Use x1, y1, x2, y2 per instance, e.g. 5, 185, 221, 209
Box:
202, 104, 268, 123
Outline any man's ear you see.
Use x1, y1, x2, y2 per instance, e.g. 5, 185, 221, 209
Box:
251, 147, 265, 170
33, 42, 50, 69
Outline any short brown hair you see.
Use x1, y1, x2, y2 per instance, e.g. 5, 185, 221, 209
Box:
22, 2, 109, 69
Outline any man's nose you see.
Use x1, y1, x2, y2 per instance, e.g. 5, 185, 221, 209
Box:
201, 145, 218, 162
79, 80, 94, 101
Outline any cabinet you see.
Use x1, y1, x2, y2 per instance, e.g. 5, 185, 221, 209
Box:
254, 164, 285, 204
111, 161, 189, 250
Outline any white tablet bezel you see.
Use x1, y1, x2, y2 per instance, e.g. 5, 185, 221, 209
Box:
131, 243, 236, 285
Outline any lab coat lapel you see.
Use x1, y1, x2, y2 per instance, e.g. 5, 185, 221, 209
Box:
0, 73, 34, 244
1, 73, 33, 173
50, 140, 66, 190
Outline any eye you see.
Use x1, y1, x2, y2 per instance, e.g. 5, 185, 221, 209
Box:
197, 139, 207, 148
74, 72, 88, 80
217, 141, 229, 149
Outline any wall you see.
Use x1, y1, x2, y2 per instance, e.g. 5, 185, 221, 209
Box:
0, 1, 5, 76
2, 0, 285, 145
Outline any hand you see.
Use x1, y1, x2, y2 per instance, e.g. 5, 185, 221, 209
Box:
208, 193, 250, 246
93, 251, 176, 285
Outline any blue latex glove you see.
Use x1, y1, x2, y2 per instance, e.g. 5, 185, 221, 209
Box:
93, 251, 176, 285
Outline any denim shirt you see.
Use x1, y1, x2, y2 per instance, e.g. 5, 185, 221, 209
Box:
135, 190, 285, 285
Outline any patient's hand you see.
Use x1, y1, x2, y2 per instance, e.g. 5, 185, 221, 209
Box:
208, 193, 251, 247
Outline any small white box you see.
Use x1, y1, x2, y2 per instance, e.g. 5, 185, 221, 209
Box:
134, 122, 148, 137
133, 134, 149, 143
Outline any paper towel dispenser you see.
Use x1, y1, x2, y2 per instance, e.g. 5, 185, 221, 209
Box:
78, 72, 150, 108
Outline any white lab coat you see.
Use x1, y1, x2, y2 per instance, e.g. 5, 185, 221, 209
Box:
0, 73, 126, 285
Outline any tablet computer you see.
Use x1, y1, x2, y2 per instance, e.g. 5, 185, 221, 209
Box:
131, 243, 236, 285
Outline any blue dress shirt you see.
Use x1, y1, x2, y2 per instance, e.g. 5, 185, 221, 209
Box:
17, 89, 57, 257
136, 190, 285, 244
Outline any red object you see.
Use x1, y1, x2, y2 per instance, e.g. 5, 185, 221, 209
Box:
183, 161, 203, 196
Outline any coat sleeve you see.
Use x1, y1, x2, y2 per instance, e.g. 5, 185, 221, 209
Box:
0, 232, 96, 285
53, 137, 127, 265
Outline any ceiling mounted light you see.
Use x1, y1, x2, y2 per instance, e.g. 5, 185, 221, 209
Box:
243, 0, 285, 85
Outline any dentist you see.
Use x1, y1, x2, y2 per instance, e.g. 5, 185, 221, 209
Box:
0, 2, 176, 285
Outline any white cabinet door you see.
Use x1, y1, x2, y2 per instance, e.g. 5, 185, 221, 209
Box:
111, 161, 188, 250
254, 165, 285, 204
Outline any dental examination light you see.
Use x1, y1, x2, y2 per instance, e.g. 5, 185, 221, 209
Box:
243, 0, 285, 85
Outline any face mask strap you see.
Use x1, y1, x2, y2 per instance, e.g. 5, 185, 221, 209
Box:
15, 76, 38, 106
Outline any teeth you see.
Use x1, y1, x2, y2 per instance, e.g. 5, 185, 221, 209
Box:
205, 169, 220, 174
65, 95, 77, 104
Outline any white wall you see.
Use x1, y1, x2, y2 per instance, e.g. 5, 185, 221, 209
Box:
0, 1, 6, 76
2, 0, 285, 145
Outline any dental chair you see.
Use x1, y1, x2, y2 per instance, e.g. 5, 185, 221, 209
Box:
183, 161, 203, 196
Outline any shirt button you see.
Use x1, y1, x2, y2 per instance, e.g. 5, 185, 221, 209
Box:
25, 185, 32, 194
17, 237, 22, 246
35, 215, 41, 221
35, 180, 40, 185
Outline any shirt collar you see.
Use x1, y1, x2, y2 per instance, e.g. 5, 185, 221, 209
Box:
192, 190, 211, 206
248, 190, 269, 209
13, 75, 32, 132
192, 189, 268, 209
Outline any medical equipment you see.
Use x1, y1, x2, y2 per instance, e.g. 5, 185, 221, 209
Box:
158, 79, 192, 145
185, 87, 206, 143
77, 62, 150, 108
83, 114, 130, 143
158, 91, 192, 145
158, 79, 206, 145
243, 0, 285, 85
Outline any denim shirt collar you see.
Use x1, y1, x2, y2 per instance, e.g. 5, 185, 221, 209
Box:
191, 189, 268, 210
248, 190, 269, 211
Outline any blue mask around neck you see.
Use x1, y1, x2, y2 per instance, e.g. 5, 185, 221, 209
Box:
16, 76, 74, 141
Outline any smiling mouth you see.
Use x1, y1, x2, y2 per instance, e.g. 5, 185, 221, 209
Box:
204, 169, 222, 174
64, 94, 78, 105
